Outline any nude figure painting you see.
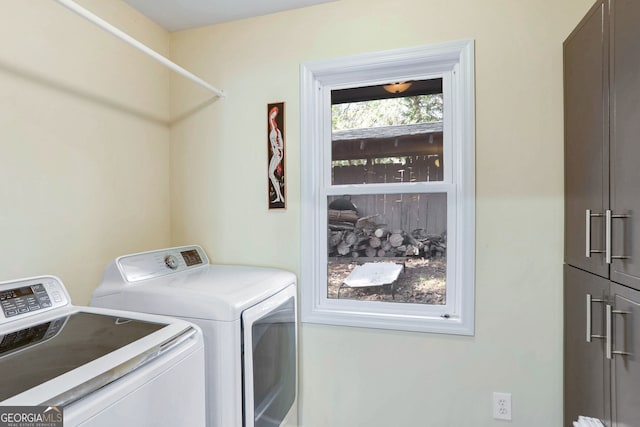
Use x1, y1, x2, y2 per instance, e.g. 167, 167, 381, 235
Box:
268, 102, 286, 209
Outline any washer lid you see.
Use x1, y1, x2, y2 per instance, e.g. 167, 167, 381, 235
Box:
95, 265, 296, 321
0, 309, 196, 405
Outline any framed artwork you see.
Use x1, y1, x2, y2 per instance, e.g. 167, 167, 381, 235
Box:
267, 102, 286, 209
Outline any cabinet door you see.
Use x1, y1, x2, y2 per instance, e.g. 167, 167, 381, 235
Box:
610, 0, 640, 290
564, 265, 610, 426
564, 0, 609, 278
609, 283, 640, 426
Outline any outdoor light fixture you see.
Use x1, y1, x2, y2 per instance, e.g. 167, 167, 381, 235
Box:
383, 82, 412, 94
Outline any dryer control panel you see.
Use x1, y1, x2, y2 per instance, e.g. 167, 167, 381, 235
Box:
0, 276, 70, 323
117, 245, 210, 283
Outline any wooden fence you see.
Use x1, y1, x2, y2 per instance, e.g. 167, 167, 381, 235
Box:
332, 155, 442, 185
328, 192, 446, 237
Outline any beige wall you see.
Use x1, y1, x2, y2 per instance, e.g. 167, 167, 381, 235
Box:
0, 1, 172, 304
170, 0, 594, 425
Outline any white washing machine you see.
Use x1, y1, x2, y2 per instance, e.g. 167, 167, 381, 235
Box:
0, 275, 205, 427
90, 245, 298, 427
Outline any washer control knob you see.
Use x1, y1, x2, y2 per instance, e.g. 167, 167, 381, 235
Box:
164, 255, 179, 270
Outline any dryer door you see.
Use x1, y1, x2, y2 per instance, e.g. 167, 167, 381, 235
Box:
242, 284, 297, 427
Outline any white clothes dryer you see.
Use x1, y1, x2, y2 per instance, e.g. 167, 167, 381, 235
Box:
90, 245, 297, 427
0, 275, 206, 427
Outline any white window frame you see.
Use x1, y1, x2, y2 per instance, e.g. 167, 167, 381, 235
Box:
300, 40, 475, 335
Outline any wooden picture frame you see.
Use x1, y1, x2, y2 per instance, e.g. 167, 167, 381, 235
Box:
267, 102, 286, 209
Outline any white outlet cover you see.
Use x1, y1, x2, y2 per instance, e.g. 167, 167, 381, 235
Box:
493, 392, 512, 421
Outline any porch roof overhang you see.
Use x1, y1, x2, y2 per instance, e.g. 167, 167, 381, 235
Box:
332, 122, 443, 161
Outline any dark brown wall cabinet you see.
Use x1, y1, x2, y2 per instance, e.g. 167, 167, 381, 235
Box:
564, 0, 640, 425
564, 265, 640, 426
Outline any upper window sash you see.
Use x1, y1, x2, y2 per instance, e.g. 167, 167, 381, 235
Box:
322, 73, 455, 189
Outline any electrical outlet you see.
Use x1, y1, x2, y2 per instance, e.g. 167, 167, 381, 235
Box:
493, 392, 512, 420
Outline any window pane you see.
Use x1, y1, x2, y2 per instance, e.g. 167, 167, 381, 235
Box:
327, 193, 446, 304
331, 79, 444, 185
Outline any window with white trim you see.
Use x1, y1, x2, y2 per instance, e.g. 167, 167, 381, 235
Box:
300, 40, 475, 335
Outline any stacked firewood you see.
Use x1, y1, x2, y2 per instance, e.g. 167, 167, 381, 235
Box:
328, 209, 446, 259
410, 228, 447, 258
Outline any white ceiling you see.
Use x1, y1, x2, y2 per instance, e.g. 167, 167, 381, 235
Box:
122, 0, 337, 31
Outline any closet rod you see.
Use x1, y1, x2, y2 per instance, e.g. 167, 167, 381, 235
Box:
53, 0, 225, 98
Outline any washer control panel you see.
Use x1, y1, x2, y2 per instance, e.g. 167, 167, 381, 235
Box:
117, 245, 210, 283
0, 276, 70, 323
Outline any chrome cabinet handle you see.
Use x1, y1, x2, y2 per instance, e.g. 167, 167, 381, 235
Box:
606, 304, 612, 359
586, 209, 605, 258
605, 210, 631, 264
586, 293, 606, 342
606, 304, 631, 359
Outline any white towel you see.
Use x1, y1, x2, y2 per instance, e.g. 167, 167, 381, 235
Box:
573, 416, 604, 427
